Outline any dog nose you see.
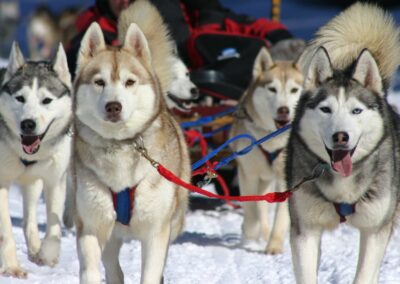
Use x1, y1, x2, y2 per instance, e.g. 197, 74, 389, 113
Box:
105, 101, 122, 115
332, 132, 349, 146
20, 119, 36, 134
190, 87, 199, 99
277, 106, 289, 116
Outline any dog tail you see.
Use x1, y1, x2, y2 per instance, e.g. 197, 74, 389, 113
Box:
300, 3, 400, 82
118, 0, 174, 92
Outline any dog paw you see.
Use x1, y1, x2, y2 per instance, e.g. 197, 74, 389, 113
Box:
0, 266, 28, 278
265, 240, 284, 255
31, 237, 60, 267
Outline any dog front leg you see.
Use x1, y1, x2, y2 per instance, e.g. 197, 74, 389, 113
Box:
265, 181, 290, 254
141, 223, 171, 284
32, 174, 67, 267
102, 231, 123, 284
290, 224, 322, 284
354, 223, 392, 284
0, 186, 27, 278
21, 179, 43, 262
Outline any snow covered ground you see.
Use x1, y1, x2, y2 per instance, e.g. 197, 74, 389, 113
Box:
3, 185, 400, 284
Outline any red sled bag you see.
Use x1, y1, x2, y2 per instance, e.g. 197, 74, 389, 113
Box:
182, 4, 292, 101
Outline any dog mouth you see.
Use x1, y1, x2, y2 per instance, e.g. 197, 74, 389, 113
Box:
167, 93, 194, 111
20, 120, 54, 155
274, 119, 290, 129
325, 147, 356, 177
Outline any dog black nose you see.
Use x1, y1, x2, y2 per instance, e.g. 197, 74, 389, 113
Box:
332, 132, 349, 145
105, 101, 122, 115
190, 87, 199, 99
21, 119, 36, 134
277, 106, 289, 115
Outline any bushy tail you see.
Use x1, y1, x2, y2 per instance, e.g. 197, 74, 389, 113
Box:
300, 3, 400, 81
118, 0, 174, 92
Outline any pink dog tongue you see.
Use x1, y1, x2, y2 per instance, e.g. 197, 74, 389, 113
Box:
22, 137, 41, 155
331, 150, 352, 177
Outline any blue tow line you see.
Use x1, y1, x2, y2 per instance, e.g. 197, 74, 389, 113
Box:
191, 124, 291, 171
180, 107, 237, 129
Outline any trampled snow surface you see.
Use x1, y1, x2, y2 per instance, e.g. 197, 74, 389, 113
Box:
2, 94, 400, 283
3, 184, 400, 284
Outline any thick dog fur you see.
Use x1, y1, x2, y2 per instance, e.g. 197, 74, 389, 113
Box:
230, 47, 303, 254
0, 43, 72, 277
287, 3, 400, 284
73, 1, 190, 283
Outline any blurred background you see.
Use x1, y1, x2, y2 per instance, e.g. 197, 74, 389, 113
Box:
1, 0, 400, 58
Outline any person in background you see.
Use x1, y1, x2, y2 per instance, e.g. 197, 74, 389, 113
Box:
66, 0, 304, 78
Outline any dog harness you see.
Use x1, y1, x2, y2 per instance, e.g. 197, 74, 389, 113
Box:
334, 202, 356, 223
111, 186, 137, 226
20, 158, 37, 167
259, 146, 283, 165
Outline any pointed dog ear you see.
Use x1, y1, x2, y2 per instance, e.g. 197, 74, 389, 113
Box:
77, 23, 106, 71
53, 44, 71, 88
123, 23, 151, 66
353, 49, 383, 96
253, 47, 274, 79
4, 42, 25, 83
304, 47, 333, 90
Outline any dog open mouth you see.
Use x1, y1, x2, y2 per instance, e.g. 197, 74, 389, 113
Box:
325, 147, 356, 177
274, 119, 290, 129
167, 93, 194, 111
20, 121, 54, 155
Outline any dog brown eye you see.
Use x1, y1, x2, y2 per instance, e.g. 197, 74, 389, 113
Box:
320, 106, 331, 114
15, 96, 25, 103
268, 87, 277, 93
42, 98, 53, 105
125, 79, 136, 87
94, 79, 105, 87
291, 88, 299, 93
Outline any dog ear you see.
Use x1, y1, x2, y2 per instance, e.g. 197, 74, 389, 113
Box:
53, 44, 71, 88
123, 23, 151, 66
352, 49, 383, 95
77, 23, 106, 70
4, 42, 24, 82
304, 47, 332, 90
253, 47, 273, 79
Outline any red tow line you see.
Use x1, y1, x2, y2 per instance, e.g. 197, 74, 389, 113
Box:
157, 164, 292, 203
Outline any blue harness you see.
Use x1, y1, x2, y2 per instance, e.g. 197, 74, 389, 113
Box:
259, 146, 283, 165
20, 158, 37, 167
111, 186, 137, 226
334, 202, 356, 223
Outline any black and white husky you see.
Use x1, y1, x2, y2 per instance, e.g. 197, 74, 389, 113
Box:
286, 3, 400, 284
0, 43, 72, 278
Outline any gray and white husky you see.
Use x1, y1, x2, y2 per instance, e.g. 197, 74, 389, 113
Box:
286, 3, 400, 284
0, 43, 72, 278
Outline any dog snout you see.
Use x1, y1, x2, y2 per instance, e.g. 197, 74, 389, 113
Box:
332, 131, 349, 146
190, 87, 200, 100
277, 106, 290, 120
20, 119, 36, 134
105, 101, 122, 122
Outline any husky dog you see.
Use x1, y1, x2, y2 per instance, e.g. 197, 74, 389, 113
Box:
230, 47, 303, 254
286, 3, 400, 284
73, 0, 190, 283
166, 55, 199, 111
0, 43, 72, 277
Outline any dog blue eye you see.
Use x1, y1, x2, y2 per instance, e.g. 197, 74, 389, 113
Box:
42, 98, 53, 105
15, 96, 25, 103
352, 108, 363, 115
320, 107, 331, 113
268, 87, 277, 93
